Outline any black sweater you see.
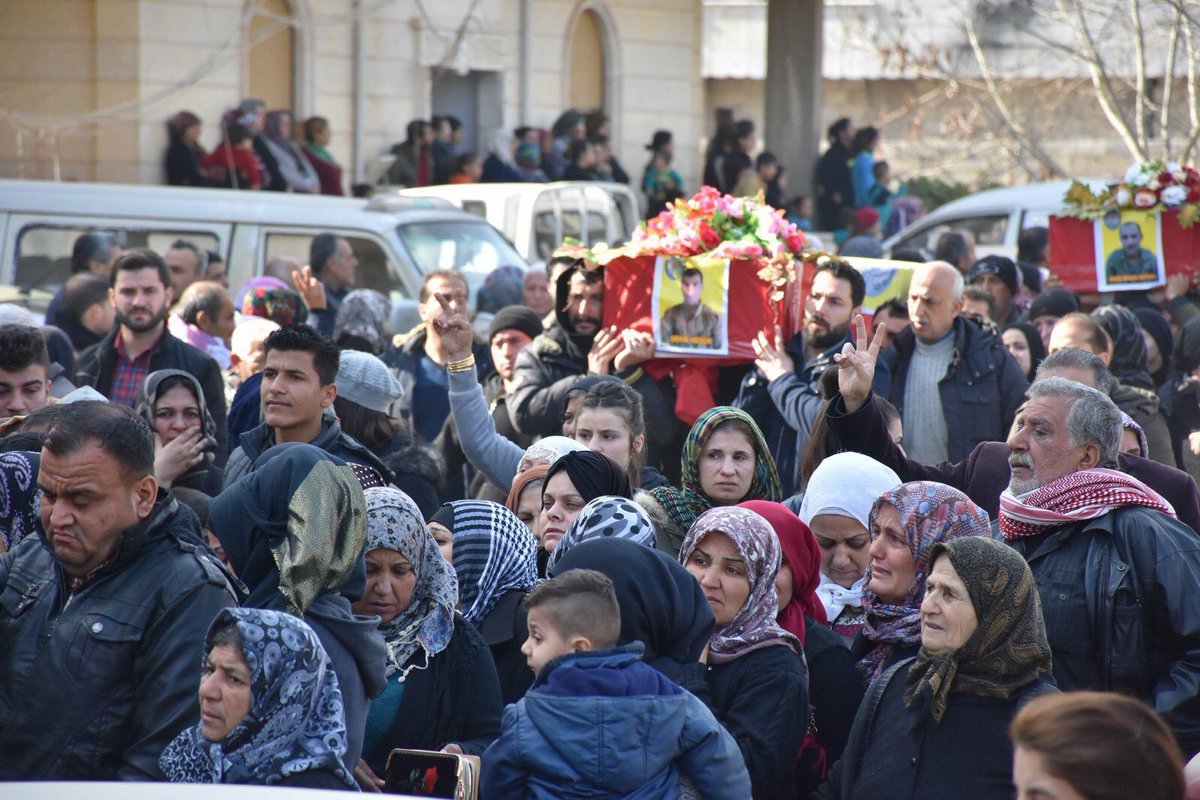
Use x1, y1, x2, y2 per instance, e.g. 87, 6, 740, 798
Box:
367, 615, 503, 774
478, 589, 535, 705
706, 643, 809, 800
798, 619, 864, 796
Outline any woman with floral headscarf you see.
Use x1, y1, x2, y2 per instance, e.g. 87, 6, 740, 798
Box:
639, 406, 782, 557
159, 607, 356, 789
853, 481, 992, 687
351, 488, 502, 791
820, 537, 1055, 800
680, 506, 808, 799
0, 450, 39, 554
333, 289, 392, 354
434, 500, 539, 704
742, 500, 864, 796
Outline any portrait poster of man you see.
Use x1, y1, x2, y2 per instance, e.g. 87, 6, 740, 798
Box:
1094, 209, 1165, 291
652, 256, 730, 355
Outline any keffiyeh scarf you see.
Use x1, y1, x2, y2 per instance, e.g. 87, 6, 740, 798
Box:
446, 501, 538, 627
999, 468, 1175, 540
364, 487, 458, 679
159, 608, 355, 787
679, 506, 800, 664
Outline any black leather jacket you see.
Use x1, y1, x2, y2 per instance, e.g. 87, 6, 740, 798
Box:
0, 495, 237, 779
1007, 506, 1200, 755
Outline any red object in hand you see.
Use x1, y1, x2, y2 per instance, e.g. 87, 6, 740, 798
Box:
423, 766, 438, 793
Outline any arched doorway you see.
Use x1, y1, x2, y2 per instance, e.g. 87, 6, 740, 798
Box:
245, 0, 295, 110
569, 10, 605, 112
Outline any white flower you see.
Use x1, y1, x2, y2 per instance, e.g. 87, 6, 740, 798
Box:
1162, 185, 1188, 206
1116, 188, 1132, 206
1125, 164, 1146, 184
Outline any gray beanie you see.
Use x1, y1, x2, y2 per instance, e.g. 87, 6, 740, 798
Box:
336, 349, 403, 413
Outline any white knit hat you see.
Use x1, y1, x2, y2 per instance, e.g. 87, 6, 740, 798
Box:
335, 349, 402, 414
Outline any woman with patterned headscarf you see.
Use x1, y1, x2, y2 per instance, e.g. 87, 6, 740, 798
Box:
160, 608, 356, 789
433, 500, 539, 704
333, 289, 392, 354
638, 406, 782, 557
208, 443, 387, 770
680, 506, 808, 799
545, 495, 656, 573
853, 481, 992, 687
0, 451, 39, 553
821, 537, 1055, 800
351, 488, 502, 790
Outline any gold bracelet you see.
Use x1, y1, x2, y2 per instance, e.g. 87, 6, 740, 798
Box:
447, 354, 476, 373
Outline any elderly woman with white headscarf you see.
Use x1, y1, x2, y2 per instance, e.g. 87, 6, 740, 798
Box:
798, 453, 902, 643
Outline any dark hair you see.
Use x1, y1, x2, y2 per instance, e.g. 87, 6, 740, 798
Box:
0, 431, 46, 452
514, 125, 534, 141
452, 152, 480, 174
179, 282, 225, 326
734, 119, 755, 140
262, 324, 340, 386
172, 486, 211, 528
681, 267, 703, 283
309, 233, 342, 274
1010, 691, 1183, 800
814, 259, 866, 307
446, 116, 462, 132
110, 248, 170, 289
934, 231, 972, 269
524, 568, 620, 650
166, 110, 201, 141
333, 395, 400, 452
225, 124, 252, 145
1037, 347, 1114, 394
419, 269, 468, 303
578, 380, 647, 486
302, 116, 329, 143
584, 111, 608, 139
17, 403, 66, 433
877, 395, 901, 434
755, 151, 778, 170
62, 273, 111, 318
207, 615, 244, 654
405, 119, 429, 143
962, 285, 997, 320
168, 239, 208, 277
1018, 226, 1050, 265
71, 232, 119, 275
849, 126, 879, 157
891, 248, 928, 263
566, 138, 591, 164
43, 401, 154, 479
827, 117, 851, 141
1055, 312, 1111, 356
705, 417, 757, 451
872, 160, 890, 180
875, 296, 908, 319
0, 325, 50, 373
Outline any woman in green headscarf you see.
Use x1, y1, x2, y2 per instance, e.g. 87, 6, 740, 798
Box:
636, 406, 782, 556
819, 536, 1057, 800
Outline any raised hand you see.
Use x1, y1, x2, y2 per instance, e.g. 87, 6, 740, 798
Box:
833, 313, 886, 413
291, 265, 328, 311
587, 326, 624, 375
431, 292, 475, 362
613, 329, 656, 371
752, 325, 794, 383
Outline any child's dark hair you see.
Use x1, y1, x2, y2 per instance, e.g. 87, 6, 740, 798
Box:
579, 380, 646, 486
263, 324, 340, 386
872, 160, 890, 180
524, 569, 621, 650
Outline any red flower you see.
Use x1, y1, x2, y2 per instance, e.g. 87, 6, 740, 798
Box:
785, 232, 807, 254
1188, 186, 1200, 204
697, 220, 721, 249
1158, 170, 1176, 187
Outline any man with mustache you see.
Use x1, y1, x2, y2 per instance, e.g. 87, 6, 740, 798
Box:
507, 262, 671, 448
76, 249, 229, 462
735, 259, 890, 494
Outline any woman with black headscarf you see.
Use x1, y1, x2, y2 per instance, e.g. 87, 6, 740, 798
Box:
1000, 322, 1046, 383
208, 442, 387, 770
548, 536, 715, 698
134, 369, 222, 495
1165, 316, 1200, 481
818, 537, 1057, 800
538, 450, 632, 564
1135, 306, 1175, 386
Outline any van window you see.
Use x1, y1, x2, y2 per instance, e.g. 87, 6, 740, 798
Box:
13, 225, 217, 292
585, 208, 607, 245
892, 214, 1009, 256
262, 232, 398, 297
396, 220, 526, 296
533, 193, 559, 260
461, 200, 487, 219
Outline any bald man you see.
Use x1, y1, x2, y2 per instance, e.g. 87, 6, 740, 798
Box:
879, 260, 1028, 463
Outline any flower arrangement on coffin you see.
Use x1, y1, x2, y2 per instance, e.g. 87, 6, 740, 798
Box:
593, 186, 810, 300
1062, 160, 1200, 228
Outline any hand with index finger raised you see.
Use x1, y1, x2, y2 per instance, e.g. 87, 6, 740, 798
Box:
432, 291, 475, 361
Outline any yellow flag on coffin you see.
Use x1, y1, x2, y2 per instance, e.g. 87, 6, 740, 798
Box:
838, 257, 918, 315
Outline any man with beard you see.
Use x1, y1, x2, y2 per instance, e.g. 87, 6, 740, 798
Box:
507, 263, 674, 451
76, 249, 228, 462
1001, 377, 1200, 756
734, 259, 890, 494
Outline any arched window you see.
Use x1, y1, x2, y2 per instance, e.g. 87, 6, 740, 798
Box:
244, 0, 297, 110
564, 3, 621, 122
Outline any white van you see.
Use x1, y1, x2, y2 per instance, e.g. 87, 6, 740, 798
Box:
882, 181, 1072, 260
397, 181, 642, 263
0, 180, 529, 303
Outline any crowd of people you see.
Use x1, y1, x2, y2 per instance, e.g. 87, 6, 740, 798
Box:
3, 216, 1200, 799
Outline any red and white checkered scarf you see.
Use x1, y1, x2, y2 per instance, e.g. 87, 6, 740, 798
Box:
999, 468, 1176, 540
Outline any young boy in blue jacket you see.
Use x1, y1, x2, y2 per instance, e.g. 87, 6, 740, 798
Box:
480, 569, 750, 799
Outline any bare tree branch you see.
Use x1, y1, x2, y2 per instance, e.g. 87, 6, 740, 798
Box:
1160, 8, 1180, 159
1131, 0, 1148, 153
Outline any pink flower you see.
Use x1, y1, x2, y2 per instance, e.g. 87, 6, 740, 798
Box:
1134, 189, 1158, 208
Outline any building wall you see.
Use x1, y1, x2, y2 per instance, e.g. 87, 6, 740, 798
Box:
0, 0, 705, 196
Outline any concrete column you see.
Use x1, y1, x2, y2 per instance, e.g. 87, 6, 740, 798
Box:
765, 0, 823, 201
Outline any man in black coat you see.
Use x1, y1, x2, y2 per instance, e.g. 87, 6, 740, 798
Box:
0, 402, 237, 779
76, 248, 228, 462
828, 321, 1200, 531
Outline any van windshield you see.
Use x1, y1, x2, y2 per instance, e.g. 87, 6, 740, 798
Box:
396, 220, 527, 293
